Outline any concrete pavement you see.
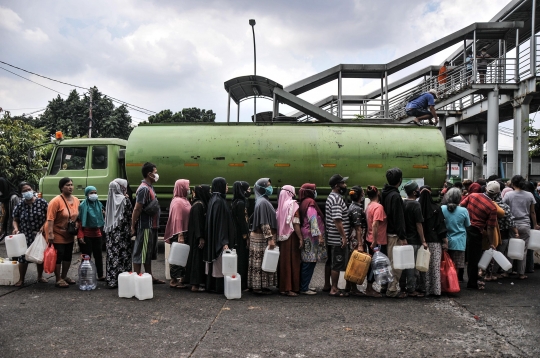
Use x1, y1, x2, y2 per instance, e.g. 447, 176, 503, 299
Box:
0, 242, 538, 357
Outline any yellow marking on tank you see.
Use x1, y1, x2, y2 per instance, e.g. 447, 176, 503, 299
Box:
126, 163, 143, 167
184, 163, 200, 167
274, 163, 291, 167
413, 164, 429, 169
321, 164, 337, 168
228, 163, 245, 167
367, 164, 383, 168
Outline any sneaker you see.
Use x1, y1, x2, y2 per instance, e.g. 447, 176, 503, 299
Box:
300, 290, 317, 295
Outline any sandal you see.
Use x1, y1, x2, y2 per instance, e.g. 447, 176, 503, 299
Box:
329, 290, 349, 297
64, 277, 76, 285
38, 277, 48, 283
55, 279, 69, 288
519, 275, 528, 280
14, 280, 24, 287
409, 291, 425, 298
152, 278, 166, 285
191, 286, 200, 292
348, 291, 366, 297
280, 291, 299, 297
364, 290, 383, 298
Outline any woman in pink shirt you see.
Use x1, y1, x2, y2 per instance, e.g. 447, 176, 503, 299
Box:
365, 185, 387, 297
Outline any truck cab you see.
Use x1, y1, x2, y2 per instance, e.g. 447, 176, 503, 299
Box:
39, 138, 128, 203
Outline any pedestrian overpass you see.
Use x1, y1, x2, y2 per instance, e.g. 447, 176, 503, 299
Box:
223, 0, 540, 181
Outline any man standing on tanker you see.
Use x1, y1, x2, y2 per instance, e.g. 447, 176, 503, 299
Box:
405, 89, 439, 126
131, 162, 165, 284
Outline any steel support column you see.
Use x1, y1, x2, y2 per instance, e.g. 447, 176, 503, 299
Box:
486, 90, 500, 177
338, 71, 343, 118
473, 30, 477, 83
237, 101, 240, 122
272, 91, 279, 120
531, 0, 537, 74
513, 103, 530, 177
384, 71, 389, 118
227, 90, 231, 123
516, 29, 520, 81
469, 133, 484, 180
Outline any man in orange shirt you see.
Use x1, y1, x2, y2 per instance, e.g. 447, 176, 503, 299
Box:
438, 61, 451, 93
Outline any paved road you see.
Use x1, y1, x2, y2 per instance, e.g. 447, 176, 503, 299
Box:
1, 242, 538, 357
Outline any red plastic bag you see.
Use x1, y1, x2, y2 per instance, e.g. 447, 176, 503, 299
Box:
43, 243, 57, 274
441, 251, 460, 293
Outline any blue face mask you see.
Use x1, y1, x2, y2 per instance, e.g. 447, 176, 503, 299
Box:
22, 191, 34, 200
265, 186, 273, 196
314, 190, 317, 199
88, 194, 98, 202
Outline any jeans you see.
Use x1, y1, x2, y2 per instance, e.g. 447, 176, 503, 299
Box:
300, 262, 316, 292
80, 236, 104, 278
386, 235, 403, 297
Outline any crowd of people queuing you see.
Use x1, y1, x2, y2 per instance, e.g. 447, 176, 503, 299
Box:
0, 162, 538, 298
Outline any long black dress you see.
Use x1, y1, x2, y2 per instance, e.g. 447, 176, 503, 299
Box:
184, 185, 211, 287
231, 181, 250, 290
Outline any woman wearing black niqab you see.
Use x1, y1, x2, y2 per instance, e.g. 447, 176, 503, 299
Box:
231, 181, 251, 290
204, 177, 236, 293
184, 184, 211, 292
248, 178, 278, 294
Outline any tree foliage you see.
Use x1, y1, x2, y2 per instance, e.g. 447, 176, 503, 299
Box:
0, 112, 48, 188
148, 108, 216, 123
36, 87, 133, 139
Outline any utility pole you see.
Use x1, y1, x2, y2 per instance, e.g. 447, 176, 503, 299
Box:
249, 19, 256, 122
88, 90, 93, 138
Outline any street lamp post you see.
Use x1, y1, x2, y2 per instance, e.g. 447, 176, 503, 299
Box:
249, 19, 256, 122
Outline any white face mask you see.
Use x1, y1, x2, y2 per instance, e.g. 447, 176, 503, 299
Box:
88, 194, 98, 201
152, 173, 159, 182
187, 189, 191, 196
22, 191, 34, 200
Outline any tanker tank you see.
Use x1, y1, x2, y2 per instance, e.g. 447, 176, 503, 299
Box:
125, 122, 447, 202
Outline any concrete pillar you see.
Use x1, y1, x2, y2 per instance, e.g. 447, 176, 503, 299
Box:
513, 103, 530, 177
439, 117, 446, 140
486, 90, 499, 177
272, 91, 279, 121
469, 133, 484, 180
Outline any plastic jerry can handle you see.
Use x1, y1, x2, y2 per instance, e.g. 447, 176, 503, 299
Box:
224, 249, 232, 254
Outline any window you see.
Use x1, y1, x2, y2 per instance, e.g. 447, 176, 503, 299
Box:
50, 147, 88, 175
92, 146, 108, 169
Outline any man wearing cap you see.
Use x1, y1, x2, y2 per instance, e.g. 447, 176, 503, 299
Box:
325, 174, 351, 297
381, 168, 408, 298
405, 89, 439, 126
403, 180, 428, 297
460, 180, 498, 290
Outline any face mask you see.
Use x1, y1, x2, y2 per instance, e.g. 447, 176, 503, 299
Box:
88, 194, 98, 201
245, 191, 252, 198
187, 189, 191, 196
152, 173, 159, 182
265, 186, 273, 196
22, 191, 34, 200
314, 190, 318, 199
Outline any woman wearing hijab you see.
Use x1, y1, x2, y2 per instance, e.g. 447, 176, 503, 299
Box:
231, 181, 251, 290
442, 188, 470, 282
0, 177, 21, 240
104, 179, 133, 288
298, 183, 325, 295
276, 185, 302, 297
164, 179, 192, 288
78, 185, 105, 281
185, 184, 211, 292
248, 178, 278, 295
418, 186, 448, 297
205, 177, 235, 293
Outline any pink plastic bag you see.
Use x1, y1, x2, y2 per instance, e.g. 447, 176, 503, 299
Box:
43, 244, 57, 274
441, 251, 460, 293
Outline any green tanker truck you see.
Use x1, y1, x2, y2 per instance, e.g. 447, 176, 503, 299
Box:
39, 122, 447, 213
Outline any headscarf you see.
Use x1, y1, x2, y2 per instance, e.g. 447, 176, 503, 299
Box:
468, 182, 482, 194
193, 184, 211, 208
205, 177, 236, 261
276, 185, 299, 241
104, 179, 128, 234
418, 186, 436, 220
251, 178, 277, 231
254, 177, 271, 202
78, 185, 104, 228
233, 181, 249, 202
164, 179, 192, 242
298, 183, 325, 226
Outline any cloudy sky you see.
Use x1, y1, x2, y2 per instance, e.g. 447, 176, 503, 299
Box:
0, 0, 515, 146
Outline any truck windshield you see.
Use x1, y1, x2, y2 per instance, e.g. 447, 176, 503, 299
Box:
50, 147, 88, 175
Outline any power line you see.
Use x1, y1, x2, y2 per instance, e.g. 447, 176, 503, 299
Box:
0, 66, 68, 96
3, 107, 46, 110
0, 60, 157, 114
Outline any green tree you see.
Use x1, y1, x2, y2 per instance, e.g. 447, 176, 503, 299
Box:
0, 112, 48, 188
37, 87, 133, 140
148, 108, 215, 123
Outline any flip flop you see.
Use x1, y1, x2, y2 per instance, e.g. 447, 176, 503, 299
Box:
37, 278, 48, 283
14, 281, 24, 287
519, 275, 528, 280
329, 291, 349, 297
152, 278, 166, 285
64, 277, 76, 285
55, 279, 69, 288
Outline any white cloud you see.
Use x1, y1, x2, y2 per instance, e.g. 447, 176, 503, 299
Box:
23, 28, 49, 42
0, 6, 23, 31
